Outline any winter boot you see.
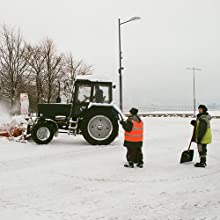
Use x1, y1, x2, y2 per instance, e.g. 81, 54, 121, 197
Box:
124, 161, 134, 168
137, 163, 144, 168
194, 162, 206, 168
195, 154, 207, 167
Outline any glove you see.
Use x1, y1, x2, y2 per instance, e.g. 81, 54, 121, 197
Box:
120, 120, 124, 125
190, 120, 196, 126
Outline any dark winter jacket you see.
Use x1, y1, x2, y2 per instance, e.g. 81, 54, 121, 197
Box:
121, 115, 143, 147
93, 88, 104, 103
191, 112, 212, 144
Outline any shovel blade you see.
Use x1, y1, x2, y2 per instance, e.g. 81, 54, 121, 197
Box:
180, 149, 194, 163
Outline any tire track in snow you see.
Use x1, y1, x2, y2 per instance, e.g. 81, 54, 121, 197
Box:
57, 167, 220, 184
0, 197, 79, 219
132, 191, 220, 220
0, 144, 119, 172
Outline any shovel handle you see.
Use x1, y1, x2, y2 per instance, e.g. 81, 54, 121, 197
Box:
187, 126, 196, 151
187, 140, 192, 151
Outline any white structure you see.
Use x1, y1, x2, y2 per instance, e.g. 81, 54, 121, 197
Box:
20, 93, 29, 115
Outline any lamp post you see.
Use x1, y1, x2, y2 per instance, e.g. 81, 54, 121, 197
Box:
118, 16, 140, 111
186, 67, 202, 116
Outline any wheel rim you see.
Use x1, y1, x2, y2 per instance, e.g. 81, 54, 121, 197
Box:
36, 127, 51, 141
87, 115, 113, 141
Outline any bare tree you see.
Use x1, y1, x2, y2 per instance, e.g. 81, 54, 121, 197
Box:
0, 25, 30, 107
42, 39, 63, 103
62, 53, 92, 102
64, 53, 92, 81
24, 44, 47, 104
0, 25, 94, 108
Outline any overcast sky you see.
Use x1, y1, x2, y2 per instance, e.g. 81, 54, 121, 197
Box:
1, 0, 220, 110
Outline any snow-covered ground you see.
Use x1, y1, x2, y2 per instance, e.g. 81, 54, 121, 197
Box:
0, 117, 220, 220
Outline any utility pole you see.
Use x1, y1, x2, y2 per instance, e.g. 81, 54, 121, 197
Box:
118, 18, 123, 112
186, 67, 202, 117
118, 17, 140, 112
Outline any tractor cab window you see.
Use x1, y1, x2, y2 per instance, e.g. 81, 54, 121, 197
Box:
92, 85, 110, 103
77, 85, 92, 103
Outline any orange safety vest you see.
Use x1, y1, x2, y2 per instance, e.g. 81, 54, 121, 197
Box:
124, 120, 143, 142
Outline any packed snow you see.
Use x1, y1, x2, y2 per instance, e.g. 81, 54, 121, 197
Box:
0, 116, 220, 220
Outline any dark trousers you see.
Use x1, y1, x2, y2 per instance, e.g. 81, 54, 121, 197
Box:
197, 144, 207, 164
126, 146, 143, 164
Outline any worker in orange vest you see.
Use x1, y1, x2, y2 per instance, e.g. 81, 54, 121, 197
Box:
120, 107, 144, 168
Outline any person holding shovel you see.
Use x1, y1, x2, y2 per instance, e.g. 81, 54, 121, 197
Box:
191, 105, 212, 168
120, 107, 144, 168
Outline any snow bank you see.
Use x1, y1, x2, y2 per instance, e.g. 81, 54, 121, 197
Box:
0, 103, 27, 137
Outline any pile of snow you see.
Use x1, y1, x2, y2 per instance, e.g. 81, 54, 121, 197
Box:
0, 115, 27, 131
0, 103, 28, 137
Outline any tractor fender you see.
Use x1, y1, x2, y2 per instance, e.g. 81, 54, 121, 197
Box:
35, 118, 59, 134
86, 103, 126, 121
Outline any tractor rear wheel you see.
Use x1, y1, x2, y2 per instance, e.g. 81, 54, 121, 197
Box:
81, 110, 119, 145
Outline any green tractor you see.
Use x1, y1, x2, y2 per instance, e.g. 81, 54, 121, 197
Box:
31, 79, 123, 145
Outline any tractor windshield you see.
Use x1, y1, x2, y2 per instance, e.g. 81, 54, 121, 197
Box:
74, 80, 113, 105
77, 85, 92, 103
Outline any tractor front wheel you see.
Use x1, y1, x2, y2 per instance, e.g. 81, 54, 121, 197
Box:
31, 122, 55, 144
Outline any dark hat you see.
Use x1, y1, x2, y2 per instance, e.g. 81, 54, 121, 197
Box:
198, 104, 208, 112
129, 107, 138, 115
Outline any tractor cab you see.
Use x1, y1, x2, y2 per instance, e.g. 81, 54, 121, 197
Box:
72, 79, 113, 116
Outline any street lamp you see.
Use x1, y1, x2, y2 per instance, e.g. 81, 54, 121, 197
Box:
118, 16, 141, 111
186, 67, 202, 117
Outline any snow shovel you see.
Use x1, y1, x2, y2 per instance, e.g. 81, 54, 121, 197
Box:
180, 140, 194, 163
